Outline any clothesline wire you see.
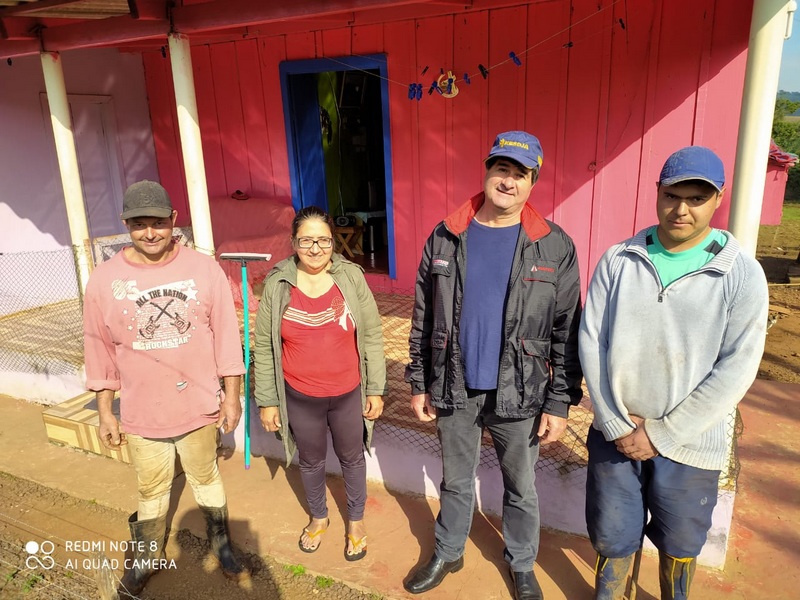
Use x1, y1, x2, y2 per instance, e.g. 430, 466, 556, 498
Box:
319, 0, 624, 91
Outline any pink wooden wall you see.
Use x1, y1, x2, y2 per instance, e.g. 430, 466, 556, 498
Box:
142, 0, 753, 292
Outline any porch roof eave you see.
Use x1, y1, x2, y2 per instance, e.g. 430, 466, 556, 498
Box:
0, 0, 471, 60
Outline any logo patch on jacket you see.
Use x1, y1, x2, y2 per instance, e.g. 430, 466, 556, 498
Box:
530, 264, 555, 273
433, 259, 450, 268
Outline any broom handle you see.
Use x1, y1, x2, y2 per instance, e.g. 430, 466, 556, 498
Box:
219, 252, 270, 470
242, 262, 251, 470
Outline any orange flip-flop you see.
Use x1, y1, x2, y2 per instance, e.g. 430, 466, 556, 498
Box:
344, 534, 367, 562
298, 518, 329, 553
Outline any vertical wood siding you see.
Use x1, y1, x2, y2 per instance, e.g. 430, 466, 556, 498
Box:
143, 0, 753, 291
191, 45, 226, 200
259, 36, 291, 200
384, 19, 422, 288
142, 52, 189, 224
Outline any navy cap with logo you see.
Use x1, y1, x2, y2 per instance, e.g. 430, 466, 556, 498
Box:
485, 130, 544, 170
120, 180, 174, 220
658, 146, 725, 192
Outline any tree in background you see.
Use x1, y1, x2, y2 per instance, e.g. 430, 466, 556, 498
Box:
773, 97, 800, 201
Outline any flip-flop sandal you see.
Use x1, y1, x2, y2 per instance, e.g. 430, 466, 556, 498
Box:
298, 519, 329, 553
344, 534, 367, 562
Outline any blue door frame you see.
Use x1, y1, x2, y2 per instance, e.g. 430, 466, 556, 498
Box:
284, 73, 328, 212
279, 54, 396, 279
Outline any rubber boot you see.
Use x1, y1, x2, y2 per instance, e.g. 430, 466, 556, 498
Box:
117, 512, 167, 599
658, 552, 696, 600
593, 554, 634, 600
200, 504, 249, 584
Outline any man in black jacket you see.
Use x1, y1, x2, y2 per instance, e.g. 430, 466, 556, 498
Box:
404, 131, 583, 600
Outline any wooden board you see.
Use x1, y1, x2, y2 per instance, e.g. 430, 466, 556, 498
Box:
237, 39, 274, 198
192, 44, 227, 199
259, 36, 291, 201
142, 52, 189, 225
42, 392, 132, 464
211, 42, 253, 195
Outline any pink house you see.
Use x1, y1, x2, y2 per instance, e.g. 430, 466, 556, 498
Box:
0, 0, 795, 570
0, 0, 792, 295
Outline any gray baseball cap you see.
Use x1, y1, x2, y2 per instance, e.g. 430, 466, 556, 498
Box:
121, 180, 174, 220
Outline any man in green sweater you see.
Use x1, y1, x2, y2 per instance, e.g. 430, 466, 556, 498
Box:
579, 146, 769, 600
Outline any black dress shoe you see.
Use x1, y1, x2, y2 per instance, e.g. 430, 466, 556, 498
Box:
404, 554, 464, 594
510, 568, 544, 600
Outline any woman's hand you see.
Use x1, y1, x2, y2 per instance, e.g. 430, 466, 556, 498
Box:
259, 406, 281, 432
363, 395, 384, 420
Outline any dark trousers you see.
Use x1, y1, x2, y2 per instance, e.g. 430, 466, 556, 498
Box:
434, 389, 541, 571
586, 426, 720, 558
285, 383, 367, 521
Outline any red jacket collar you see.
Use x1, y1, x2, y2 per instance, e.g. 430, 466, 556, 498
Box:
443, 192, 551, 241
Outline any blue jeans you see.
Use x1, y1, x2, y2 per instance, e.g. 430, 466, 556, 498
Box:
586, 426, 720, 558
434, 389, 541, 571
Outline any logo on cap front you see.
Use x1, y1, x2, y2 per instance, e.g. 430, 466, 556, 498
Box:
499, 138, 530, 150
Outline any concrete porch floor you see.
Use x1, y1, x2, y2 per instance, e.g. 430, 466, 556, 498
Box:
0, 378, 797, 599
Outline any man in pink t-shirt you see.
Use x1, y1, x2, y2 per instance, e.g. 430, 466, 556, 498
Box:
83, 180, 247, 596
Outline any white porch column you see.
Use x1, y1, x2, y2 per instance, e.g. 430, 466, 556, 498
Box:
168, 32, 215, 256
730, 0, 795, 256
40, 51, 93, 295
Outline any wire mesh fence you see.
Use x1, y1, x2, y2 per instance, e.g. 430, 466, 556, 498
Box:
90, 228, 194, 265
369, 290, 593, 475
244, 284, 739, 487
0, 248, 83, 378
371, 288, 739, 488
2, 247, 738, 488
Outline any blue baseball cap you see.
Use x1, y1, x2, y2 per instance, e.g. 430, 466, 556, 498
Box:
485, 131, 544, 170
659, 146, 725, 192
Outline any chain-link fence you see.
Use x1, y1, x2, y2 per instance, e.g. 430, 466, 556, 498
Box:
370, 290, 594, 475
370, 289, 739, 488
2, 247, 738, 488
91, 228, 194, 265
0, 249, 83, 378
238, 286, 592, 475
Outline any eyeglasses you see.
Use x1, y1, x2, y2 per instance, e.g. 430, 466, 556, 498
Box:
296, 237, 333, 249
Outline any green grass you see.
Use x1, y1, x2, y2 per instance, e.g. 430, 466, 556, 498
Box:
284, 563, 306, 577
782, 202, 800, 221
758, 202, 800, 252
22, 574, 43, 593
315, 575, 335, 589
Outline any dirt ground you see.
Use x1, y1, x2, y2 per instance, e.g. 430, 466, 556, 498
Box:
0, 473, 377, 600
756, 212, 800, 384
759, 284, 800, 383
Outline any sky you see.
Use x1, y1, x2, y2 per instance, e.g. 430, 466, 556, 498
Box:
779, 10, 800, 92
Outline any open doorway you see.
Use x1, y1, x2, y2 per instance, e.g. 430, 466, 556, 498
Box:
280, 55, 395, 278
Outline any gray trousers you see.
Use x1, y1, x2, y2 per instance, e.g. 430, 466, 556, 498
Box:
434, 389, 541, 571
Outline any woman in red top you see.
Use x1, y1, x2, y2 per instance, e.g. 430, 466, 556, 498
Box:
254, 207, 387, 561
